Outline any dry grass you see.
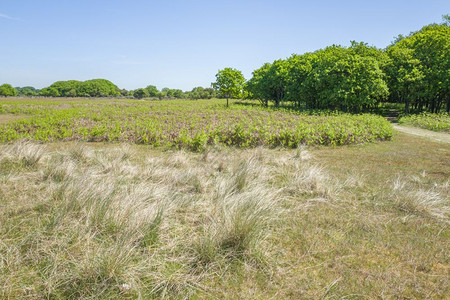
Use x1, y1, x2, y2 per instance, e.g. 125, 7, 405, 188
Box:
0, 135, 449, 298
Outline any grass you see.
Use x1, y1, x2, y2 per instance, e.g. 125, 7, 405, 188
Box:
1, 130, 449, 298
398, 112, 450, 133
0, 98, 392, 148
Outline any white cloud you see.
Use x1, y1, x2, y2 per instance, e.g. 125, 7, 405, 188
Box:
0, 13, 21, 21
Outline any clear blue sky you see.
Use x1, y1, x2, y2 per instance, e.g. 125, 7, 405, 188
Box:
0, 0, 448, 91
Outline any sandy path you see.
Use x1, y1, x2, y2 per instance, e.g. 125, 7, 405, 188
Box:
393, 124, 450, 144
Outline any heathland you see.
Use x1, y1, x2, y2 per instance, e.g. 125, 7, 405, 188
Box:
0, 15, 449, 299
0, 96, 449, 299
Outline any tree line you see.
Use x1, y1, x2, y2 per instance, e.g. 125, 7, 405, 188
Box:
2, 16, 448, 112
242, 16, 449, 113
0, 80, 216, 100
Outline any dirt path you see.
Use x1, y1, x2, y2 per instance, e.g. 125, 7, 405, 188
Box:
393, 124, 450, 144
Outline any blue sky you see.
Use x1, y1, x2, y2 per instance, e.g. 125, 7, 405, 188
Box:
0, 0, 448, 91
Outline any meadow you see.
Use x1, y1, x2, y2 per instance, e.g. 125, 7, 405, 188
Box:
0, 98, 448, 299
0, 98, 392, 149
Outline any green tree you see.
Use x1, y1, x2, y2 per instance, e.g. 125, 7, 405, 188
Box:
40, 87, 60, 97
246, 63, 272, 107
145, 85, 159, 97
389, 23, 449, 112
0, 84, 18, 96
385, 47, 424, 112
212, 68, 245, 107
133, 88, 149, 99
305, 45, 388, 111
16, 86, 39, 96
80, 79, 120, 97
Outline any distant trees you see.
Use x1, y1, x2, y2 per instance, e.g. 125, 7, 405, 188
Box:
3, 16, 446, 112
15, 86, 39, 96
0, 84, 18, 96
46, 79, 120, 97
185, 87, 216, 99
245, 16, 449, 113
133, 88, 149, 99
40, 87, 60, 97
212, 68, 246, 107
145, 85, 159, 97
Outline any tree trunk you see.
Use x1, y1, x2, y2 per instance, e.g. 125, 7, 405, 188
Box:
226, 97, 229, 107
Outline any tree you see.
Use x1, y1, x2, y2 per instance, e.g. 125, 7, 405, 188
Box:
80, 79, 120, 97
246, 63, 272, 107
133, 88, 149, 99
40, 87, 60, 97
212, 68, 245, 107
385, 47, 424, 112
0, 84, 18, 96
45, 79, 120, 97
387, 23, 450, 112
304, 45, 389, 111
16, 86, 39, 96
145, 85, 159, 97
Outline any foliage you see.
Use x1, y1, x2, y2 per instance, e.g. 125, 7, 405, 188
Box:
145, 85, 159, 97
43, 79, 120, 97
398, 112, 450, 132
247, 43, 389, 112
0, 84, 18, 96
212, 68, 246, 107
246, 17, 449, 113
133, 88, 149, 99
387, 23, 450, 113
246, 61, 289, 107
15, 86, 40, 96
185, 86, 216, 99
40, 87, 60, 97
0, 98, 392, 150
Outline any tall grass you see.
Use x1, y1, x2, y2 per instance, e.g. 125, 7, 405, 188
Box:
1, 141, 448, 298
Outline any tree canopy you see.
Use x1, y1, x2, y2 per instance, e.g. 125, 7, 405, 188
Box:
0, 84, 18, 96
245, 17, 449, 113
212, 68, 245, 107
47, 79, 120, 97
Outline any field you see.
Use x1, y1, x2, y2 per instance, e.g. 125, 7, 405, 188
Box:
1, 98, 449, 299
0, 98, 392, 149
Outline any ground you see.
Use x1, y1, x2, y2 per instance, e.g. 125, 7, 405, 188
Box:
393, 124, 450, 144
1, 127, 448, 299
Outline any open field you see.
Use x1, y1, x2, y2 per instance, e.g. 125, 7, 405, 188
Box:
1, 131, 449, 298
0, 98, 449, 298
0, 98, 392, 149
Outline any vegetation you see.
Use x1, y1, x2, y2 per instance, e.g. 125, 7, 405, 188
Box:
1, 16, 447, 115
0, 84, 18, 97
44, 79, 121, 97
1, 131, 448, 298
15, 86, 40, 96
212, 68, 246, 107
245, 16, 449, 113
0, 98, 392, 149
386, 23, 449, 113
398, 112, 450, 132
